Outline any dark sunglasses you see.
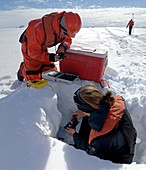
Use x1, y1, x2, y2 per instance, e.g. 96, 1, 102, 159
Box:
74, 88, 96, 113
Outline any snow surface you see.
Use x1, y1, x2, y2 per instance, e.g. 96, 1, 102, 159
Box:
0, 8, 146, 170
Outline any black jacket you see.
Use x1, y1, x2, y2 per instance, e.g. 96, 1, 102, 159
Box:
73, 103, 136, 164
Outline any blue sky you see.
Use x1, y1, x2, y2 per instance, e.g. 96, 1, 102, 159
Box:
0, 0, 146, 10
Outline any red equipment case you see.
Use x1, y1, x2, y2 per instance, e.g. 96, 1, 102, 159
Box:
60, 49, 108, 82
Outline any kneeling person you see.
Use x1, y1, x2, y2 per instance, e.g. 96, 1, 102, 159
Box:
65, 84, 137, 164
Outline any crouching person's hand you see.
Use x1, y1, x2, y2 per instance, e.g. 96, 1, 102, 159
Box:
65, 127, 76, 136
72, 110, 90, 118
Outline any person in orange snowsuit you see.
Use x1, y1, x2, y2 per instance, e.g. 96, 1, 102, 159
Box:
126, 19, 134, 35
17, 11, 82, 82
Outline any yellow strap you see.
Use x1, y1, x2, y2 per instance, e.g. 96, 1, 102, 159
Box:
27, 79, 49, 89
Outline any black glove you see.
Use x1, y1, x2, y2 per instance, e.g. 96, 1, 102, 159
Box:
49, 53, 56, 62
58, 52, 66, 59
58, 43, 68, 52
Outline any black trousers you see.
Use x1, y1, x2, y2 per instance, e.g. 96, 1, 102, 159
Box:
129, 26, 133, 35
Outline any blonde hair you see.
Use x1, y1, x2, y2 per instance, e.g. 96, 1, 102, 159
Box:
79, 84, 114, 109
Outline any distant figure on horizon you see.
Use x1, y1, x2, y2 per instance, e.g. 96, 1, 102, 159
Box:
126, 19, 134, 35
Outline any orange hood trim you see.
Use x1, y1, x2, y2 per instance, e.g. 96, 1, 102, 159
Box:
89, 96, 125, 144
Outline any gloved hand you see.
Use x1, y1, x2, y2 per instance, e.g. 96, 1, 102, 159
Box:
55, 54, 64, 62
49, 53, 56, 62
57, 43, 68, 54
49, 53, 63, 62
57, 52, 66, 59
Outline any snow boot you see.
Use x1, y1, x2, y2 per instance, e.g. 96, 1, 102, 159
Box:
17, 62, 24, 81
17, 69, 24, 81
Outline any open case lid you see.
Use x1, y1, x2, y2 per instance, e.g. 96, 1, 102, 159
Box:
42, 70, 79, 84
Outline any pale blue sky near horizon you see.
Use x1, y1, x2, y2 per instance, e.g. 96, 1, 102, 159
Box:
0, 0, 146, 10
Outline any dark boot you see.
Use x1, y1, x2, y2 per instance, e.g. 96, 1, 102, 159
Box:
17, 62, 24, 81
17, 69, 24, 81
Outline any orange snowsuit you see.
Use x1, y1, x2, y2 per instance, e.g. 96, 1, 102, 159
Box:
19, 11, 72, 81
